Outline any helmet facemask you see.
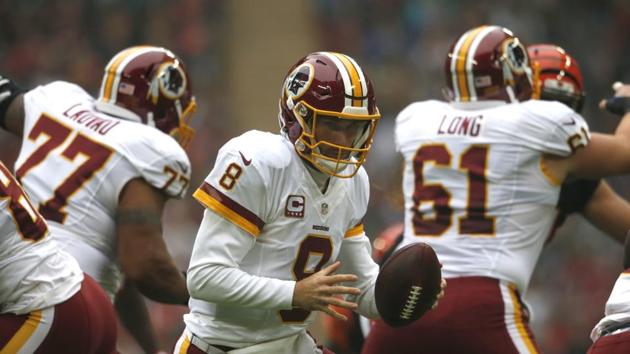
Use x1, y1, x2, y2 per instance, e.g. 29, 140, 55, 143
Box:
291, 100, 379, 178
168, 96, 197, 148
497, 37, 533, 102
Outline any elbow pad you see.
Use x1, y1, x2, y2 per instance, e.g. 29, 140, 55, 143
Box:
0, 75, 25, 130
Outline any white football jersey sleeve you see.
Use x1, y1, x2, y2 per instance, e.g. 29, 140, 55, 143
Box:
590, 271, 630, 341
395, 99, 590, 293
15, 81, 191, 298
0, 161, 83, 314
185, 130, 379, 348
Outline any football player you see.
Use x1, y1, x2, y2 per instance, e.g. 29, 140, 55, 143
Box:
529, 44, 630, 244
362, 25, 630, 354
0, 160, 117, 353
588, 232, 630, 353
174, 52, 443, 354
588, 86, 630, 354
0, 46, 196, 353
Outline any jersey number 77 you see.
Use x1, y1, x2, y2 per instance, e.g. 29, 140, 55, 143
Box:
16, 114, 113, 223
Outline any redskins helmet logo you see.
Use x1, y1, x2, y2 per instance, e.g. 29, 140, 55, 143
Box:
285, 63, 314, 100
156, 62, 187, 99
500, 38, 529, 74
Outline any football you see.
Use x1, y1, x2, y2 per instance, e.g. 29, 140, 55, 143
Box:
375, 242, 442, 327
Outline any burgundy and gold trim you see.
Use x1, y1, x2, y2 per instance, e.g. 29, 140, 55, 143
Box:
193, 182, 264, 237
539, 158, 562, 186
507, 284, 539, 353
321, 52, 368, 109
1, 310, 44, 353
344, 223, 364, 238
450, 25, 499, 102
99, 46, 154, 103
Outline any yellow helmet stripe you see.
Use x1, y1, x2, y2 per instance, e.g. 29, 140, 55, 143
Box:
100, 46, 151, 102
330, 52, 364, 107
454, 26, 487, 101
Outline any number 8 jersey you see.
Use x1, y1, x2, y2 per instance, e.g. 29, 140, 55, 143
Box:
14, 81, 191, 299
395, 99, 589, 293
184, 130, 379, 348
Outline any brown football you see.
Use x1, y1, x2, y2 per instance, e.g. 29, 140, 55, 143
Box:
375, 242, 442, 327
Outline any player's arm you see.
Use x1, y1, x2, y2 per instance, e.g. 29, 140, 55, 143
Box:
186, 208, 360, 317
336, 230, 380, 319
114, 280, 160, 354
582, 181, 630, 244
567, 84, 630, 179
0, 75, 25, 136
186, 209, 297, 309
116, 178, 188, 305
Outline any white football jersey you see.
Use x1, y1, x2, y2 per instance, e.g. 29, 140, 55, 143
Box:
184, 130, 379, 348
0, 161, 83, 314
591, 271, 630, 341
15, 81, 191, 298
396, 99, 589, 292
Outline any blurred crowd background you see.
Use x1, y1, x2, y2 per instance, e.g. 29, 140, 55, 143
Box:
1, 0, 629, 353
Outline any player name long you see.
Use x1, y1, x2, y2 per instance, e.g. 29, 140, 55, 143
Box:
63, 103, 120, 135
437, 114, 483, 137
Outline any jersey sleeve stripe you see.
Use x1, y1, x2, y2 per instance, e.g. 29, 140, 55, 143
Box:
193, 182, 264, 237
539, 159, 562, 186
344, 223, 364, 238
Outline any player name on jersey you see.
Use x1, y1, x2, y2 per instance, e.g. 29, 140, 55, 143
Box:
63, 103, 121, 135
437, 114, 484, 137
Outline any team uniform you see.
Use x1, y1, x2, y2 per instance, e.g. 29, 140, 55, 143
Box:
14, 81, 191, 299
0, 161, 117, 353
588, 270, 630, 353
362, 99, 590, 354
175, 130, 379, 354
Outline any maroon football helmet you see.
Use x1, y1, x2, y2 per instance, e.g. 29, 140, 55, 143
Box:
444, 25, 534, 103
279, 52, 381, 178
528, 44, 585, 112
96, 46, 197, 147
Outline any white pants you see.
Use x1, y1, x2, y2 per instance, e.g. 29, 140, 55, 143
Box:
174, 328, 324, 354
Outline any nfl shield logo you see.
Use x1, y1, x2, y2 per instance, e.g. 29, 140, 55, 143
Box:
321, 203, 329, 215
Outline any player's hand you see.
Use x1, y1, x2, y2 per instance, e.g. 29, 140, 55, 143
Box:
292, 261, 361, 321
430, 278, 447, 310
599, 82, 630, 116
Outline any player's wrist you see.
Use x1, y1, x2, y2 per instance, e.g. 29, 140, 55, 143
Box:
601, 96, 630, 116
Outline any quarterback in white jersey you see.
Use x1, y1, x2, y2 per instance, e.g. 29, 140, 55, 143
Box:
176, 52, 390, 354
363, 26, 630, 354
0, 161, 117, 353
0, 46, 196, 353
